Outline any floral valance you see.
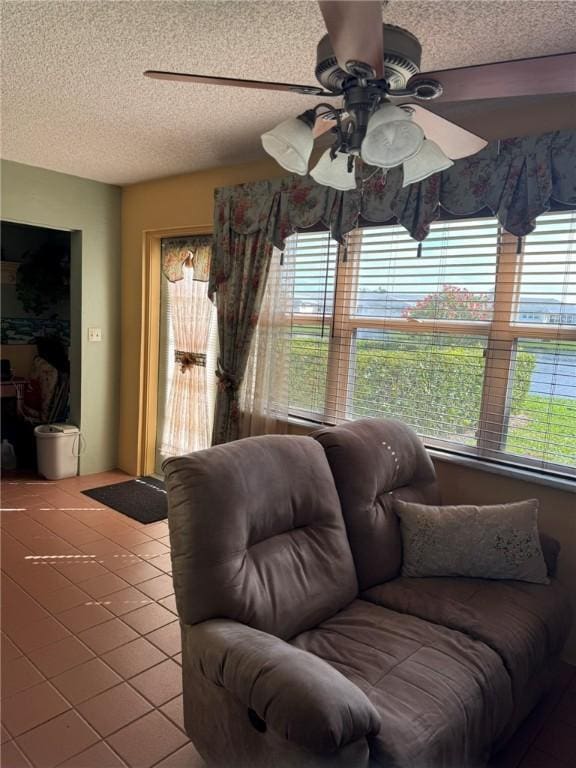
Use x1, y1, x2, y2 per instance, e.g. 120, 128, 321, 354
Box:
162, 235, 212, 283
211, 130, 576, 297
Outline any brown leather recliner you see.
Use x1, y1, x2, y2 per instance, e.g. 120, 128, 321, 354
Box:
163, 420, 572, 768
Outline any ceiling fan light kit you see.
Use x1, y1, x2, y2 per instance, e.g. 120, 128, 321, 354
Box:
260, 114, 315, 175
146, 1, 575, 192
310, 148, 357, 191
402, 139, 454, 187
360, 104, 424, 168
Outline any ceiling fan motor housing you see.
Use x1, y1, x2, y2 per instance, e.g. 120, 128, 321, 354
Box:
315, 24, 422, 91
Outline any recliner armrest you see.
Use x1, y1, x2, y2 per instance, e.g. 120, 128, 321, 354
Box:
187, 619, 381, 753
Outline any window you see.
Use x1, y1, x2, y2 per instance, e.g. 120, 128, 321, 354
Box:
281, 212, 575, 478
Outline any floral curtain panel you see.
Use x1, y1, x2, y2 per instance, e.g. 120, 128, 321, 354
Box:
211, 231, 274, 445
210, 130, 576, 299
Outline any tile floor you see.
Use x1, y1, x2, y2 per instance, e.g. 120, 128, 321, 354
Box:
1, 472, 575, 768
1, 471, 203, 768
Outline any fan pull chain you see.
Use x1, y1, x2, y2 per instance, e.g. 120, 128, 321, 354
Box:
417, 242, 423, 258
516, 237, 523, 254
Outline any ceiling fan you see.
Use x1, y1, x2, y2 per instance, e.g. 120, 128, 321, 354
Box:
144, 1, 576, 190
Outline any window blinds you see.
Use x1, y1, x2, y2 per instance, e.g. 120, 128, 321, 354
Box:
280, 211, 575, 478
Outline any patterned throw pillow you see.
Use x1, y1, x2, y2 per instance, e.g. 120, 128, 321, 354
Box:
394, 498, 549, 584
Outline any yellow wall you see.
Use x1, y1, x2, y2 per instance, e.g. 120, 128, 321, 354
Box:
120, 158, 285, 475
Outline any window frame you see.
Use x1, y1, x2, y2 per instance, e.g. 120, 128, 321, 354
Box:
286, 219, 576, 477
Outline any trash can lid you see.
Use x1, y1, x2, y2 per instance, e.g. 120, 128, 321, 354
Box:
39, 423, 80, 434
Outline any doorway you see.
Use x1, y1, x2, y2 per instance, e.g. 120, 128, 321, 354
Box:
154, 235, 217, 475
1, 221, 75, 470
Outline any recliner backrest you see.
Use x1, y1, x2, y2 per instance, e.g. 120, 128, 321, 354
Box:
313, 418, 439, 590
163, 435, 358, 639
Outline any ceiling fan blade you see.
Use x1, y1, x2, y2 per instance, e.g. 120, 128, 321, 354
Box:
313, 117, 337, 138
405, 104, 488, 160
409, 52, 576, 103
428, 93, 576, 141
144, 70, 332, 96
319, 1, 384, 77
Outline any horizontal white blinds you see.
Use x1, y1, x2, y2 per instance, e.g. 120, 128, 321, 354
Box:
281, 211, 575, 477
285, 231, 337, 417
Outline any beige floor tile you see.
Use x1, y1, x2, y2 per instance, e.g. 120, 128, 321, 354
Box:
122, 603, 174, 634
78, 618, 138, 655
1, 656, 44, 698
136, 575, 174, 601
16, 710, 99, 768
115, 562, 162, 586
57, 602, 114, 633
147, 553, 172, 574
1, 632, 23, 664
142, 522, 170, 540
101, 638, 167, 680
51, 560, 108, 583
1, 739, 33, 767
80, 572, 130, 599
129, 659, 182, 707
96, 550, 142, 573
101, 586, 152, 617
129, 539, 170, 559
58, 740, 128, 767
76, 682, 152, 737
159, 696, 185, 731
51, 658, 122, 705
6, 616, 71, 654
145, 621, 181, 656
152, 742, 204, 768
106, 711, 188, 768
158, 594, 178, 615
32, 584, 91, 615
1, 681, 70, 737
28, 635, 95, 679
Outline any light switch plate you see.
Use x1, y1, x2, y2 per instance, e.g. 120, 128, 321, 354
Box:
88, 327, 102, 342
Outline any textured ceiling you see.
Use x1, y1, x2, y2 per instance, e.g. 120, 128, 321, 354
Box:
1, 0, 575, 185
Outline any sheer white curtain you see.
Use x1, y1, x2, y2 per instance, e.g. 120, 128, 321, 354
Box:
240, 249, 293, 437
158, 264, 216, 460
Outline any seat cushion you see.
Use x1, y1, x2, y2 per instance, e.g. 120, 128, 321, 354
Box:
362, 577, 572, 704
291, 600, 513, 768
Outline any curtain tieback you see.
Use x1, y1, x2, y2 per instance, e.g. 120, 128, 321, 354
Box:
175, 350, 206, 372
215, 361, 240, 393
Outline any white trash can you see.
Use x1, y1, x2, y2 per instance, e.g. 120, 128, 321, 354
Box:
34, 424, 81, 480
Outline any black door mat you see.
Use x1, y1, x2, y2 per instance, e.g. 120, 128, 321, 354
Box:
82, 476, 167, 524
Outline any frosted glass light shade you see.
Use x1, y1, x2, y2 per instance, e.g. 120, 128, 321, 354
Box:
261, 117, 314, 175
310, 150, 357, 191
361, 103, 424, 169
402, 140, 454, 186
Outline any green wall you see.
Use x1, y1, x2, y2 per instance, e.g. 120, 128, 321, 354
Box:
1, 160, 121, 474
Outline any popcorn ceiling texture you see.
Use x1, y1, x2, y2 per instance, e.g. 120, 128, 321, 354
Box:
1, 0, 574, 185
